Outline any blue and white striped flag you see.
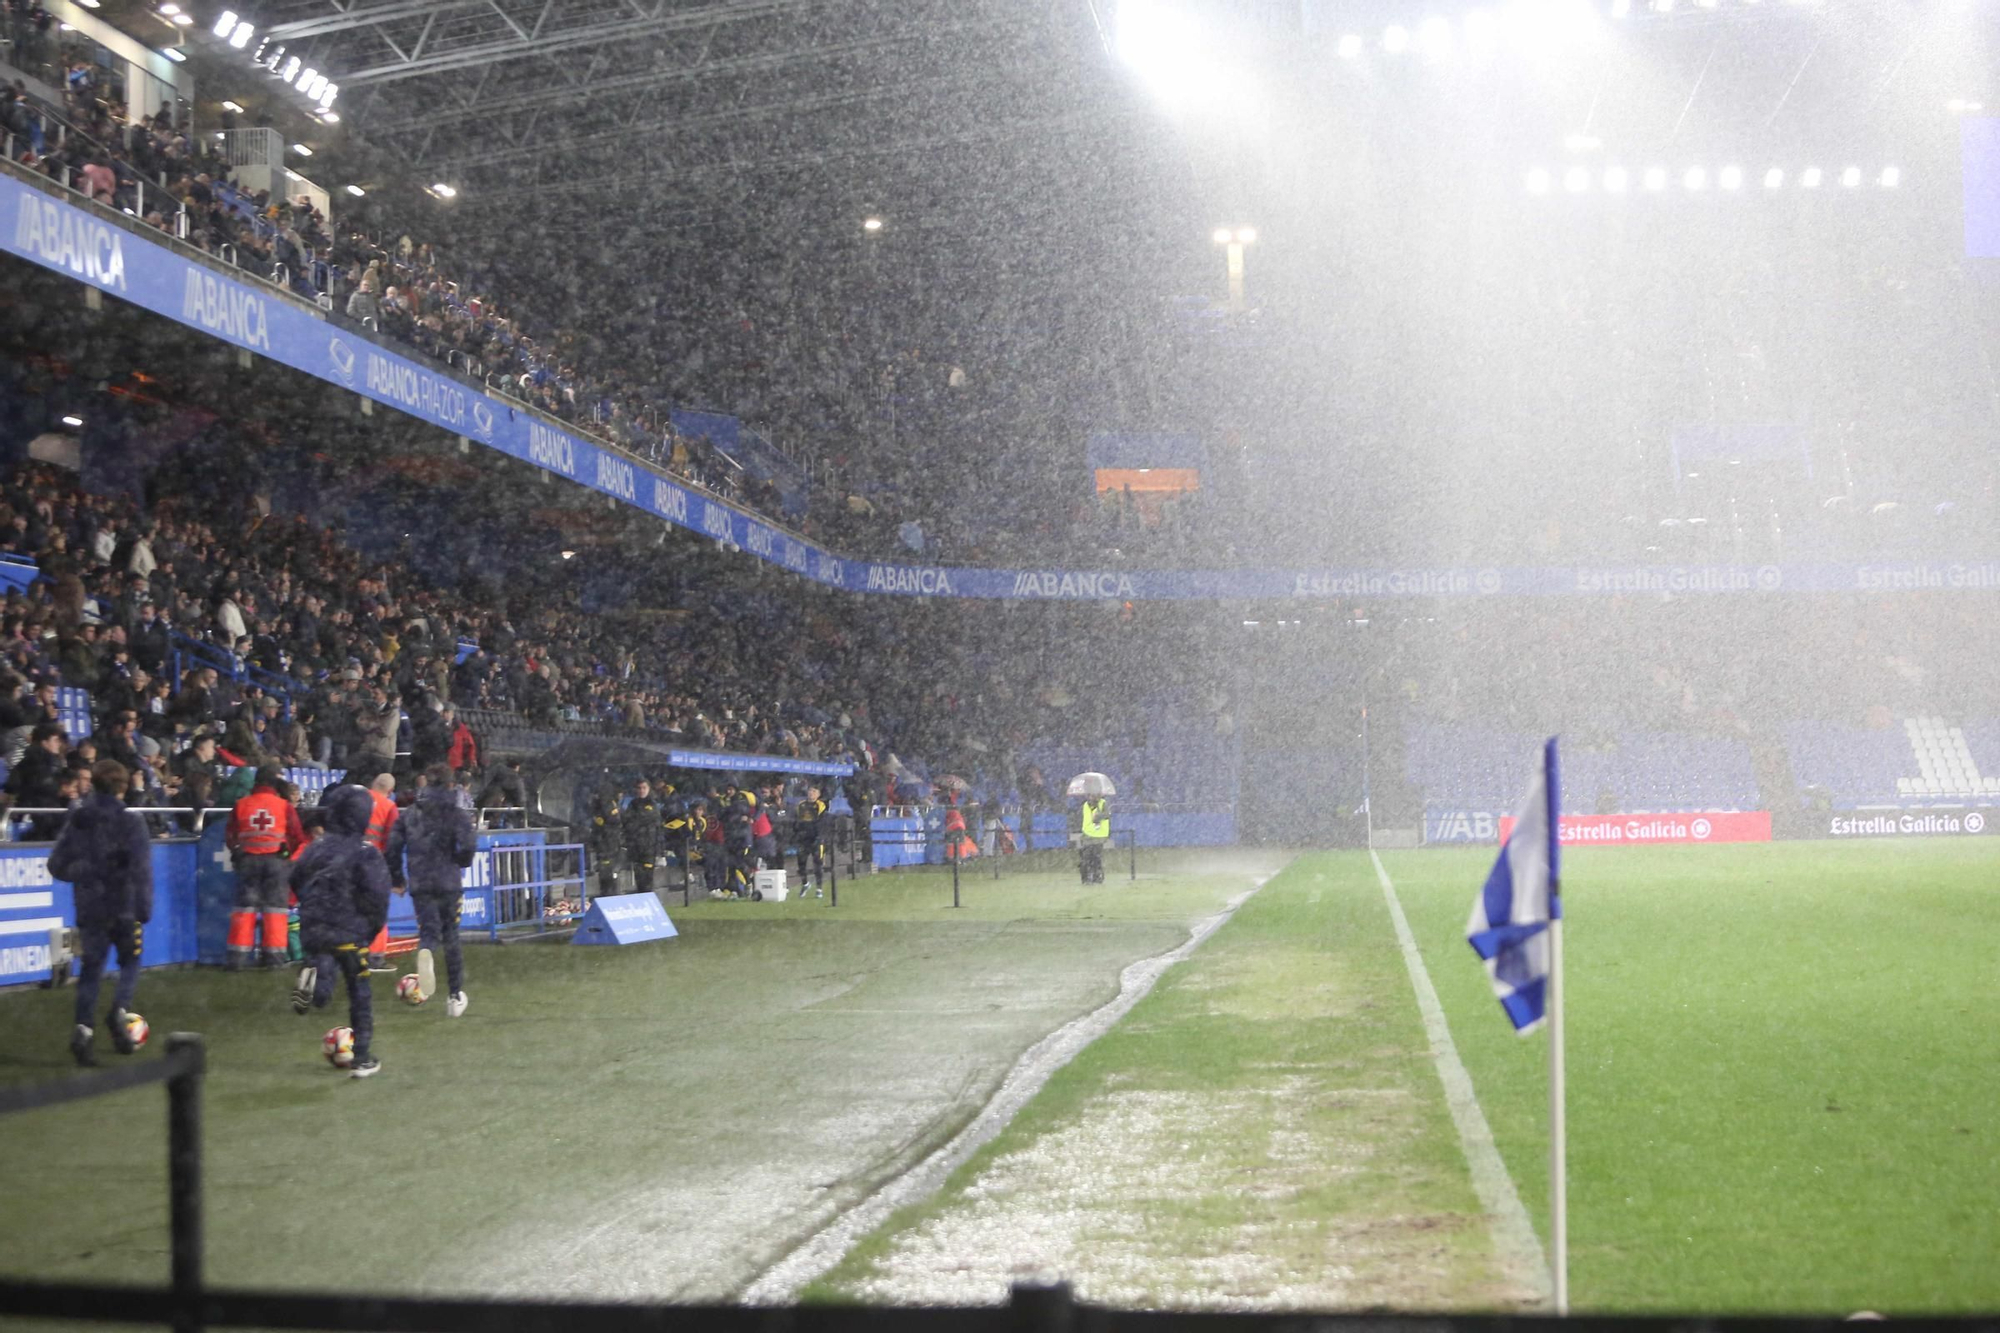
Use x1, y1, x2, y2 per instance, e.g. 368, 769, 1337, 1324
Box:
1467, 737, 1562, 1034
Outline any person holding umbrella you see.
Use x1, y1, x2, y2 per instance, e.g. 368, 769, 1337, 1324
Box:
1069, 772, 1114, 884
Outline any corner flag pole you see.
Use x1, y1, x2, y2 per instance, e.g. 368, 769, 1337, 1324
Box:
1549, 914, 1568, 1315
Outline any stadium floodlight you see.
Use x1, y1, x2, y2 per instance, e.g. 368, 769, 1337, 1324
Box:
430, 183, 457, 198
1212, 227, 1233, 243
1382, 24, 1410, 52
1337, 32, 1362, 58
346, 184, 366, 197
299, 72, 322, 99
280, 55, 301, 84
318, 83, 339, 110
1643, 166, 1667, 191
1683, 165, 1707, 190
1948, 99, 1985, 113
1879, 166, 1900, 188
291, 143, 312, 156
213, 9, 236, 35
1840, 165, 1861, 188
61, 415, 82, 427
318, 111, 339, 123
864, 216, 885, 232
1234, 227, 1256, 243
1764, 167, 1784, 188
1564, 165, 1590, 192
171, 12, 192, 23
161, 47, 185, 60
158, 2, 178, 13
220, 99, 243, 113
1603, 166, 1628, 193
560, 551, 576, 560
230, 19, 254, 47
1718, 164, 1743, 190
1801, 166, 1822, 188
74, 0, 98, 8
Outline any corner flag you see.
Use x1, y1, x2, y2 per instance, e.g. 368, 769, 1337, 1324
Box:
1466, 737, 1560, 1032
1466, 736, 1568, 1312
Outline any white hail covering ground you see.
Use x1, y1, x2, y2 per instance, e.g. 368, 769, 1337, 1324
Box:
742, 873, 1283, 1303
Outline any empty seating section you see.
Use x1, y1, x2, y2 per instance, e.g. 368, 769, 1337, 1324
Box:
1018, 698, 1241, 811
1786, 718, 2000, 807
1407, 725, 1758, 812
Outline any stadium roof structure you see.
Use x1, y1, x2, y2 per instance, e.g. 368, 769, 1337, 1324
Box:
241, 0, 1128, 206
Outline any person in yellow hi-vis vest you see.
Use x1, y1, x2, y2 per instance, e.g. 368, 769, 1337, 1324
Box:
1078, 795, 1110, 884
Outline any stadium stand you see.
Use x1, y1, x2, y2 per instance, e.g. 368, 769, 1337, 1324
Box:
1408, 724, 1759, 814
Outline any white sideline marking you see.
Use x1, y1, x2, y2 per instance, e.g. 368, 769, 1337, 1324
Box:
741, 868, 1286, 1304
1369, 849, 1551, 1306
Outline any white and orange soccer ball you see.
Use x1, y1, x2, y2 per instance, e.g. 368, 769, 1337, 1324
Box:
396, 974, 426, 1006
322, 1026, 355, 1068
121, 1012, 149, 1049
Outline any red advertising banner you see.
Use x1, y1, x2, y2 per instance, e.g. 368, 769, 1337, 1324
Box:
1498, 811, 1772, 846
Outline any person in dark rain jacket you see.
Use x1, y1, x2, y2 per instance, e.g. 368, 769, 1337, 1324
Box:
49, 760, 153, 1067
386, 764, 477, 1016
289, 784, 391, 1078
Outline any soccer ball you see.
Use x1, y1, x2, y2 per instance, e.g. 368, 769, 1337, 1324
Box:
322, 1026, 355, 1068
396, 973, 426, 1006
121, 1012, 149, 1049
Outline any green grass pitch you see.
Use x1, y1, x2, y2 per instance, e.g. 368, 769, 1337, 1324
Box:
1, 839, 1996, 1313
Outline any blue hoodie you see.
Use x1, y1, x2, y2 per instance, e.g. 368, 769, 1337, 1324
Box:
48, 791, 153, 928
292, 785, 391, 950
386, 785, 477, 896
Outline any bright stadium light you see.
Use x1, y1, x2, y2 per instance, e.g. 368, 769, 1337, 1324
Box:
1841, 165, 1861, 187
212, 9, 236, 35
1718, 164, 1743, 190
230, 19, 254, 47
430, 182, 457, 198
1683, 165, 1708, 190
1382, 24, 1410, 52
1764, 167, 1784, 188
172, 12, 193, 24
1564, 165, 1590, 192
1801, 166, 1823, 188
61, 415, 83, 427
1337, 32, 1363, 58
1603, 166, 1628, 193
158, 2, 178, 13
318, 83, 339, 109
1234, 227, 1256, 243
319, 111, 339, 123
1526, 167, 1552, 194
346, 184, 366, 197
299, 71, 323, 99
1212, 227, 1232, 243
291, 142, 312, 156
280, 55, 301, 84
1644, 166, 1667, 191
161, 46, 185, 60
220, 99, 243, 113
1879, 166, 1900, 188
864, 216, 885, 232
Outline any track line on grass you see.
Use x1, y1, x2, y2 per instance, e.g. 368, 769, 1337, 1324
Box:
740, 866, 1290, 1305
1369, 849, 1551, 1307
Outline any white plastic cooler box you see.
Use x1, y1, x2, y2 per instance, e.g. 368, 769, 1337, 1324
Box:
753, 870, 788, 901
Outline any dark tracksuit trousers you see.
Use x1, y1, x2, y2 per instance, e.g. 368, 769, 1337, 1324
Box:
75, 918, 143, 1028
308, 940, 374, 1058
412, 891, 465, 996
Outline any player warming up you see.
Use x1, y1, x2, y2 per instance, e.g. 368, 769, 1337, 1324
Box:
289, 785, 392, 1078
387, 763, 477, 1016
50, 760, 153, 1067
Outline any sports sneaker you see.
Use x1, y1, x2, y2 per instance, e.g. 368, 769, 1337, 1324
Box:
291, 966, 317, 1015
70, 1024, 96, 1068
349, 1056, 381, 1079
416, 948, 436, 1001
109, 1010, 137, 1056
445, 991, 468, 1019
